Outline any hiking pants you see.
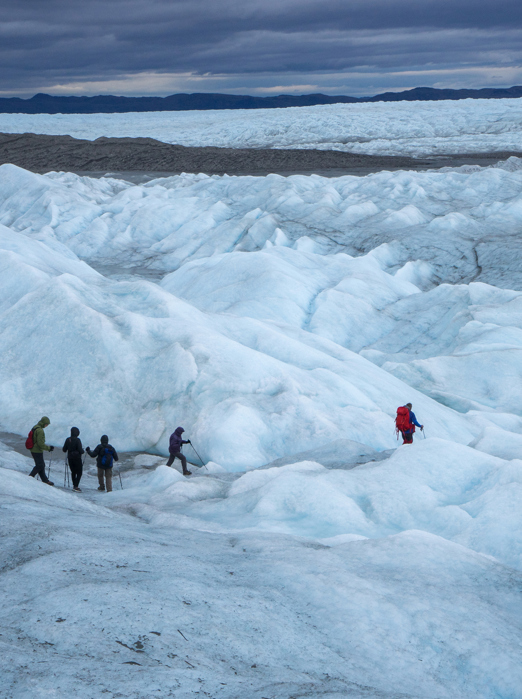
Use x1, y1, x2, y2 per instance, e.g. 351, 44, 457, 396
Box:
68, 454, 83, 489
98, 467, 113, 492
29, 452, 51, 483
167, 451, 188, 472
401, 431, 414, 445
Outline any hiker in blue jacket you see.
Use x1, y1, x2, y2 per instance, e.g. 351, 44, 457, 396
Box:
86, 435, 119, 492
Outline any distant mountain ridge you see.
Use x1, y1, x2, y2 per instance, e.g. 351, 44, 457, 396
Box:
1, 86, 522, 114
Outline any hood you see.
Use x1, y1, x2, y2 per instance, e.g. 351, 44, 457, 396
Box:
71, 427, 80, 437
101, 435, 109, 445
174, 427, 184, 436
38, 416, 50, 428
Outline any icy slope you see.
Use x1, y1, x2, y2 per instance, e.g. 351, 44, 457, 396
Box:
1, 442, 522, 699
127, 439, 522, 571
2, 163, 522, 462
1, 98, 522, 155
3, 161, 522, 288
0, 218, 476, 466
2, 147, 522, 697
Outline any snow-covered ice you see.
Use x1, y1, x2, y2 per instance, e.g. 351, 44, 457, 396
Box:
2, 162, 522, 465
1, 151, 522, 697
1, 439, 522, 698
2, 98, 522, 155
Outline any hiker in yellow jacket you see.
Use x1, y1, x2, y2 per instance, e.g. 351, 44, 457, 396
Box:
28, 416, 55, 485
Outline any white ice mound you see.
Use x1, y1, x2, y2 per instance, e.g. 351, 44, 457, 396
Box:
203, 461, 227, 473
149, 439, 522, 569
0, 220, 475, 467
3, 161, 522, 291
0, 465, 112, 517
160, 245, 422, 336
4, 164, 522, 466
2, 440, 522, 699
260, 437, 383, 470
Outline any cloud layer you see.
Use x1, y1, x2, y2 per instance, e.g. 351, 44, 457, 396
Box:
1, 0, 522, 96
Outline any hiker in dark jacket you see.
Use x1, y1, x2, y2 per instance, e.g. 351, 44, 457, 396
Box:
63, 426, 85, 492
167, 427, 191, 476
86, 435, 118, 492
29, 416, 55, 485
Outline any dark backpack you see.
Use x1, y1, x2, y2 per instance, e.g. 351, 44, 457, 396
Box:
25, 427, 37, 450
100, 446, 114, 468
395, 407, 413, 436
68, 436, 81, 455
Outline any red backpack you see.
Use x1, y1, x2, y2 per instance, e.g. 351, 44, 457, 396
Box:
395, 407, 413, 438
25, 427, 37, 450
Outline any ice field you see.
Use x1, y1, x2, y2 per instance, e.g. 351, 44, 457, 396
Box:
1, 147, 522, 697
2, 443, 522, 699
2, 98, 522, 155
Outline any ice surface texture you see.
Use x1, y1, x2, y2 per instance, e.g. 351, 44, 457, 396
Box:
1, 438, 522, 698
1, 98, 522, 155
2, 162, 522, 465
2, 152, 522, 696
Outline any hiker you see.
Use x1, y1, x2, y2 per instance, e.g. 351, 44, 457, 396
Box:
28, 416, 55, 485
62, 426, 85, 492
86, 435, 119, 492
167, 427, 192, 476
395, 403, 424, 444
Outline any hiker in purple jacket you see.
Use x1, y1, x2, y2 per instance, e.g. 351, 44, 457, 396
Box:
167, 427, 192, 476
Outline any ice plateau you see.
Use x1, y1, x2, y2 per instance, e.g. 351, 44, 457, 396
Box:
2, 98, 522, 155
1, 143, 522, 698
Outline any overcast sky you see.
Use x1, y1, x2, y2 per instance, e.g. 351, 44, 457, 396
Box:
1, 0, 521, 97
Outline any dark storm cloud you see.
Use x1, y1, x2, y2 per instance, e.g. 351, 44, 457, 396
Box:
0, 0, 521, 93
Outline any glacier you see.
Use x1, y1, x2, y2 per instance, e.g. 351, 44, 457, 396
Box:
1, 139, 522, 696
1, 98, 522, 155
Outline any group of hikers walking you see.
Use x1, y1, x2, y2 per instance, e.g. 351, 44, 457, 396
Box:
26, 419, 196, 490
27, 417, 119, 491
25, 406, 422, 490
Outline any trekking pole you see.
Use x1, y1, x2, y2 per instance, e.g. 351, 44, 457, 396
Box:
118, 469, 123, 490
48, 451, 53, 480
422, 427, 426, 439
189, 442, 207, 470
64, 459, 67, 488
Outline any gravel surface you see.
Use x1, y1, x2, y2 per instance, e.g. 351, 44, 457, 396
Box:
2, 131, 521, 177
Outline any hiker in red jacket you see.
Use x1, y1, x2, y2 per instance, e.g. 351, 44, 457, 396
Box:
395, 403, 423, 444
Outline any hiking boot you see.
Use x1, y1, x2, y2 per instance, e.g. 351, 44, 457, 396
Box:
97, 485, 105, 491
73, 487, 82, 492
47, 481, 54, 486
183, 470, 192, 476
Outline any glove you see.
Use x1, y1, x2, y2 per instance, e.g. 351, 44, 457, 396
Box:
187, 440, 192, 444
49, 445, 54, 452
